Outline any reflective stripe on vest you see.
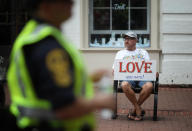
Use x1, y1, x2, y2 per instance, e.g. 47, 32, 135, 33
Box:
15, 51, 26, 97
18, 106, 55, 120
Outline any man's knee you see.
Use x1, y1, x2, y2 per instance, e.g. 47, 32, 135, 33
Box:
142, 82, 153, 92
121, 81, 132, 91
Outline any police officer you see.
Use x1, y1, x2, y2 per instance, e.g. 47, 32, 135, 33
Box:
7, 0, 114, 130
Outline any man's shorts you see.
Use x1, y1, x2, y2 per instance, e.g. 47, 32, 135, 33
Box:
121, 81, 151, 89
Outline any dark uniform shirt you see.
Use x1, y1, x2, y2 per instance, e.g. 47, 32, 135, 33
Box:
23, 35, 76, 110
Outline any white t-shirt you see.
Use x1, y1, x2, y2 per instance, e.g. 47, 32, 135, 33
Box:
113, 48, 150, 69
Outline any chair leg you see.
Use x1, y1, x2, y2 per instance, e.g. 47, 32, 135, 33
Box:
112, 91, 117, 119
153, 94, 158, 121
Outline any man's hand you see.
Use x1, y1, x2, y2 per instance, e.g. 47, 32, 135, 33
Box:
93, 93, 115, 110
90, 69, 110, 83
55, 93, 115, 119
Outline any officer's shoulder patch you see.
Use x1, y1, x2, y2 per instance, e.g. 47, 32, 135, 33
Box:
45, 48, 72, 87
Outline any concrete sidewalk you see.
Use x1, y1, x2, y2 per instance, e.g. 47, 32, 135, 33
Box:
96, 87, 192, 131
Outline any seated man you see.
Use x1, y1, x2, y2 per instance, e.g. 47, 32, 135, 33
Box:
112, 31, 153, 121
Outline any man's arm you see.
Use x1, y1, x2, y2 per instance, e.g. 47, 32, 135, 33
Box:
90, 69, 109, 83
55, 93, 114, 119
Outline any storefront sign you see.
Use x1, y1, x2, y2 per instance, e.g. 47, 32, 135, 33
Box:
113, 4, 126, 10
114, 60, 156, 81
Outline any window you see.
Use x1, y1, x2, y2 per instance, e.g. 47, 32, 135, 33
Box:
0, 0, 30, 45
89, 0, 150, 48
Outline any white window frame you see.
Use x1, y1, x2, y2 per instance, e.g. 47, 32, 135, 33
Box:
80, 0, 159, 50
89, 0, 150, 35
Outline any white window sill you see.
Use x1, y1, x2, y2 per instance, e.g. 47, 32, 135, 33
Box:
80, 48, 162, 52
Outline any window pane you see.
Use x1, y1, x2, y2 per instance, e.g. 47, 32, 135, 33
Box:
94, 9, 110, 30
93, 0, 110, 7
90, 34, 124, 48
0, 0, 11, 12
0, 25, 11, 45
90, 34, 111, 46
112, 9, 129, 30
17, 13, 28, 25
130, 0, 147, 7
130, 9, 147, 30
17, 0, 28, 12
0, 14, 7, 23
136, 34, 150, 47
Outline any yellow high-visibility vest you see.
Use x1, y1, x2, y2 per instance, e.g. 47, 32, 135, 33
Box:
7, 19, 95, 131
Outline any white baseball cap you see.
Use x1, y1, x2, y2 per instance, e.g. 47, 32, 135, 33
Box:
123, 31, 137, 39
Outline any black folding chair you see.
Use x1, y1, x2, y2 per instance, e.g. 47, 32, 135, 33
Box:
112, 75, 159, 121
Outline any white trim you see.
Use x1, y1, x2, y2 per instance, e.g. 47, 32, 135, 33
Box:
80, 48, 162, 52
80, 0, 89, 48
80, 0, 159, 50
